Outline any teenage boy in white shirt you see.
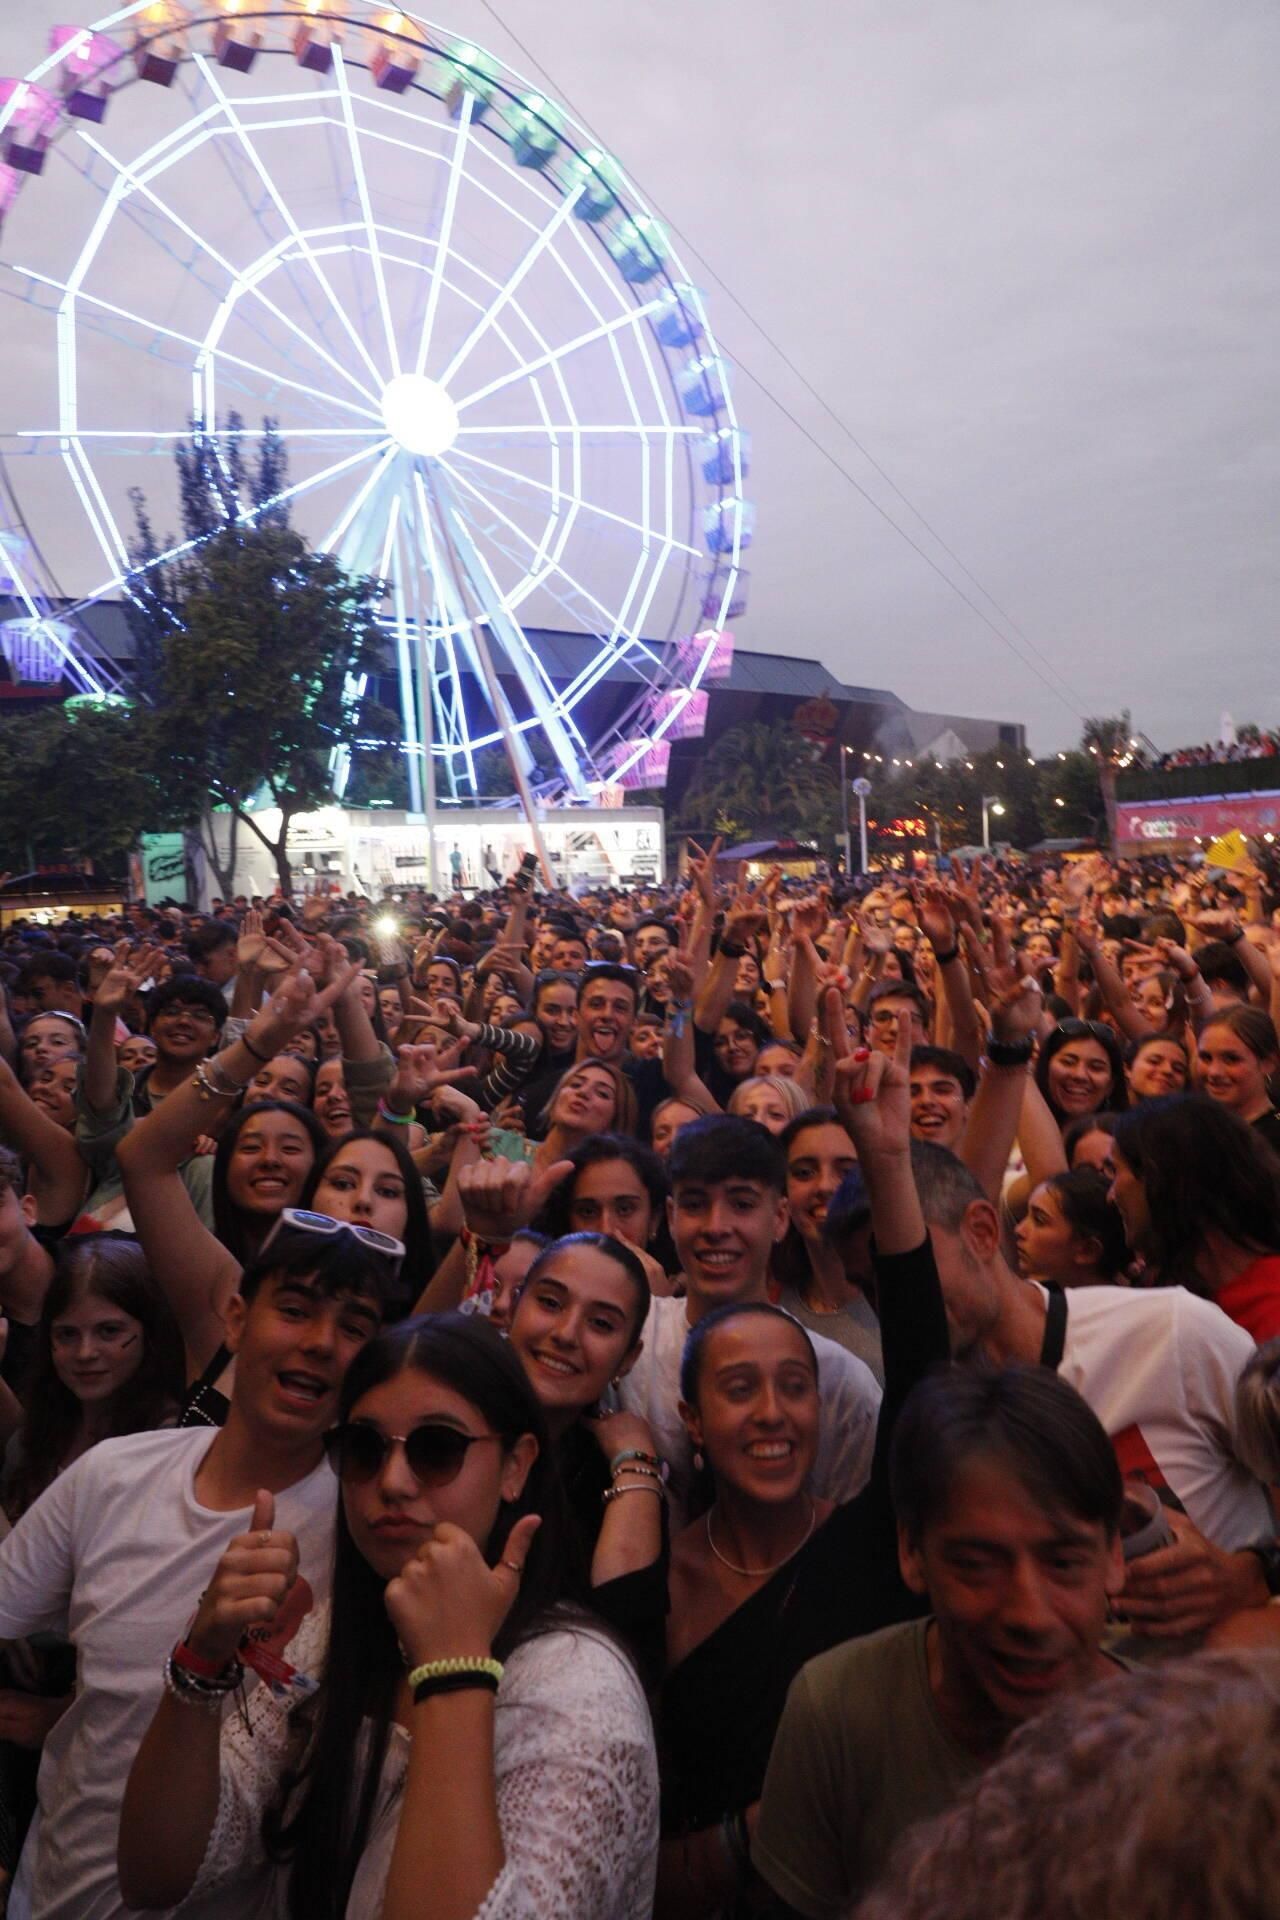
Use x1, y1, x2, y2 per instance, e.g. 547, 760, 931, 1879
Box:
0, 1222, 392, 1920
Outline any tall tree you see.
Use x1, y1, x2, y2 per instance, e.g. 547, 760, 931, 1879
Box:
676, 720, 840, 844
0, 700, 167, 871
1080, 712, 1132, 851
150, 524, 388, 897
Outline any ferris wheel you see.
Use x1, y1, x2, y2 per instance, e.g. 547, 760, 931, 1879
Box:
0, 2, 751, 815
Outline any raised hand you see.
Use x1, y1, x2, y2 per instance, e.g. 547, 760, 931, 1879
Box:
457, 1155, 574, 1243
185, 1490, 300, 1668
385, 1513, 542, 1667
94, 940, 164, 1015
961, 917, 1043, 1044
833, 1004, 913, 1160
385, 1042, 477, 1116
665, 951, 696, 1004
916, 882, 959, 953
788, 895, 828, 943
857, 909, 893, 957
236, 909, 294, 978
686, 836, 723, 914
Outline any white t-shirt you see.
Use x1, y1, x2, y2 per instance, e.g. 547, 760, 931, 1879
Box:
1047, 1282, 1273, 1550
618, 1293, 881, 1525
0, 1428, 336, 1920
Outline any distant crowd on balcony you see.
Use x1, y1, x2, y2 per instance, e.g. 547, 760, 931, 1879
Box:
1126, 729, 1280, 770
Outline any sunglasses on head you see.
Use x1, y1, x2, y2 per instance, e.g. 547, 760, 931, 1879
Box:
327, 1419, 503, 1487
1053, 1019, 1114, 1046
262, 1208, 405, 1268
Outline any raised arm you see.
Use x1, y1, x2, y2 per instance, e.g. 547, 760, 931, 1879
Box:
118, 966, 354, 1376
1194, 909, 1273, 1002
956, 918, 1052, 1203
0, 1055, 87, 1224
694, 891, 767, 1035
1072, 913, 1154, 1044
118, 1492, 301, 1909
918, 883, 983, 1070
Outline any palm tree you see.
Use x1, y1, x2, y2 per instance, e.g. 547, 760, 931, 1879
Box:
677, 720, 840, 844
1080, 712, 1131, 851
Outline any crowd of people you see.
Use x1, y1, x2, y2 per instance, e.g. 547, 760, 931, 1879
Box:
1129, 730, 1280, 769
0, 838, 1277, 1919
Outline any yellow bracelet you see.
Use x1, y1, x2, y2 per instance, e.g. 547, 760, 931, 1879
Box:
406, 1656, 504, 1691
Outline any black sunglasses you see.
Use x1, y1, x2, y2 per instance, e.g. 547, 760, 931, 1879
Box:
1053, 1019, 1115, 1046
328, 1419, 502, 1488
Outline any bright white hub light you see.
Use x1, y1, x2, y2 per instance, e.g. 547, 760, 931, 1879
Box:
380, 374, 460, 457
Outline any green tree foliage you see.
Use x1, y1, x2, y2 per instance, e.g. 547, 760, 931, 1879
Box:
150, 524, 388, 897
0, 699, 171, 871
676, 721, 840, 844
121, 419, 392, 896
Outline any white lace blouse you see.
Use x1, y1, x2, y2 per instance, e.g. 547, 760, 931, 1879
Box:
180, 1607, 659, 1920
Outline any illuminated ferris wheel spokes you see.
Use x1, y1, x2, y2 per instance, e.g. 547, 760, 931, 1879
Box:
0, 4, 753, 800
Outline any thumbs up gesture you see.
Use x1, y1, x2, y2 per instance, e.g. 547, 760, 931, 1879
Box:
186, 1489, 300, 1669
385, 1513, 543, 1668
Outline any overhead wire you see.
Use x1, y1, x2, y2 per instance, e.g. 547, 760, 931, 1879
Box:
473, 0, 1086, 726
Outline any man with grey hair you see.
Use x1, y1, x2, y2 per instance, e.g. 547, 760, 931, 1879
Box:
824, 1100, 1278, 1640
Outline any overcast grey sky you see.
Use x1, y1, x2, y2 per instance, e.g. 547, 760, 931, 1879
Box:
3, 0, 1278, 753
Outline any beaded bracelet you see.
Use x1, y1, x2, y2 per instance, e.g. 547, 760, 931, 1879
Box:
611, 1463, 663, 1485
603, 1482, 665, 1504
163, 1651, 243, 1712
194, 1060, 250, 1102
407, 1655, 504, 1692
609, 1448, 662, 1474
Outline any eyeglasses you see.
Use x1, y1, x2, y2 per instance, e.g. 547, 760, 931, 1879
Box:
152, 1003, 220, 1026
869, 1007, 922, 1027
327, 1420, 502, 1487
262, 1208, 405, 1266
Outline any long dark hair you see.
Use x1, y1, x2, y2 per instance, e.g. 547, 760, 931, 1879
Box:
212, 1100, 326, 1266
300, 1127, 433, 1318
1111, 1094, 1280, 1292
264, 1313, 586, 1920
1034, 1021, 1129, 1128
7, 1234, 184, 1519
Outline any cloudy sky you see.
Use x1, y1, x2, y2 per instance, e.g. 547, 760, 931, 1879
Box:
2, 0, 1277, 753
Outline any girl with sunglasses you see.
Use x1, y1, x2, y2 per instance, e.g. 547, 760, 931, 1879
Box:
119, 1314, 658, 1920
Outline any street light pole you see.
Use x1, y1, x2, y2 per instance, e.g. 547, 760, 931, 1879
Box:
840, 745, 852, 875
853, 777, 872, 874
982, 793, 1006, 851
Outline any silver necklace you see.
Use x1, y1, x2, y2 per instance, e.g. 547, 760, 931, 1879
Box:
705, 1497, 816, 1579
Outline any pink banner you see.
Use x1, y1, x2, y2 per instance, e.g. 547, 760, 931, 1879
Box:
1116, 789, 1280, 854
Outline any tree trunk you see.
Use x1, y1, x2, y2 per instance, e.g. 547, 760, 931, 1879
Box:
198, 803, 237, 901
1098, 764, 1118, 853
270, 810, 295, 900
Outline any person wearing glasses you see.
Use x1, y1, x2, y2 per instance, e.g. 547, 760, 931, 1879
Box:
0, 1216, 393, 1920
131, 977, 230, 1113
118, 1313, 659, 1920
864, 981, 931, 1062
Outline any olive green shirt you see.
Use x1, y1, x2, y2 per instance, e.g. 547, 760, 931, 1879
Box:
753, 1617, 979, 1918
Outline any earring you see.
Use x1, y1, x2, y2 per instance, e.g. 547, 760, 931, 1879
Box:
610, 1375, 622, 1390
693, 1449, 704, 1473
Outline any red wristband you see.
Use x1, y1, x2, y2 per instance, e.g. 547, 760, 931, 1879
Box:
172, 1639, 228, 1682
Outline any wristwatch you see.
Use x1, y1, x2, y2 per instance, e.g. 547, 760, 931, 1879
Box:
985, 1035, 1036, 1068
1248, 1540, 1280, 1596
